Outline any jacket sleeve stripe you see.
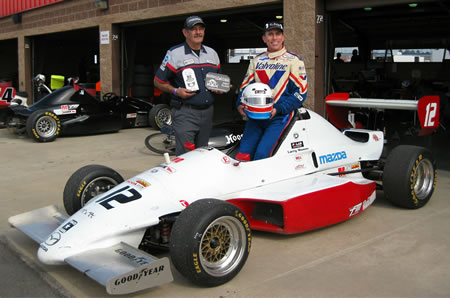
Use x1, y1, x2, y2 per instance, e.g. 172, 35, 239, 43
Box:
289, 73, 307, 93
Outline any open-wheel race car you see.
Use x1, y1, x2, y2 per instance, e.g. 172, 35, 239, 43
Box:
9, 107, 437, 294
325, 92, 441, 146
5, 84, 171, 142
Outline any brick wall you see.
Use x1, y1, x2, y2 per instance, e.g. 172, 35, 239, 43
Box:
0, 0, 195, 35
0, 0, 321, 107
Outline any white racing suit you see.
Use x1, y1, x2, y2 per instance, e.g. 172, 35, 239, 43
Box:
236, 47, 308, 160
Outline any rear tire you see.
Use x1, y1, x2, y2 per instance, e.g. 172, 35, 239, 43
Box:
148, 104, 171, 129
63, 165, 124, 215
26, 110, 60, 142
383, 145, 437, 209
144, 133, 175, 155
170, 199, 251, 287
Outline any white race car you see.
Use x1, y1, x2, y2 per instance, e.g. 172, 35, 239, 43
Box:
9, 108, 437, 295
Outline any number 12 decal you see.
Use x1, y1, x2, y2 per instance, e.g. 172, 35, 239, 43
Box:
96, 186, 141, 209
418, 96, 440, 129
424, 102, 437, 127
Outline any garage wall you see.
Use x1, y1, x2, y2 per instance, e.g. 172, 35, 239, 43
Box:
285, 0, 318, 111
0, 0, 321, 111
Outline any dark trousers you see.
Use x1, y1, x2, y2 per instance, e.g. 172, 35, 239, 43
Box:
172, 104, 214, 156
239, 111, 293, 160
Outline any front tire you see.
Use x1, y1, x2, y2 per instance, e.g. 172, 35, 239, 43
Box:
383, 145, 437, 209
26, 110, 61, 142
148, 104, 171, 129
63, 165, 124, 215
170, 199, 251, 287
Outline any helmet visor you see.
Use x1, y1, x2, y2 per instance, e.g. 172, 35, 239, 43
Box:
244, 96, 274, 105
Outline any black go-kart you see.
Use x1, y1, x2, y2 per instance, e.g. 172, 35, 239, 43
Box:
6, 85, 171, 142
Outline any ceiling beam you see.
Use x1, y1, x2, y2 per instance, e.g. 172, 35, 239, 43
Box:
326, 0, 437, 11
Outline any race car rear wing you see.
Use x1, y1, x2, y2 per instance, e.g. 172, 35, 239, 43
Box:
325, 92, 440, 136
9, 205, 173, 295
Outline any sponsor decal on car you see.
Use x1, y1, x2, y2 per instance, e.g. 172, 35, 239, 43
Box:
127, 178, 151, 189
171, 157, 184, 163
45, 232, 61, 246
179, 200, 189, 208
156, 164, 176, 174
351, 163, 360, 169
53, 104, 79, 115
349, 191, 376, 217
372, 134, 380, 141
319, 151, 347, 164
295, 164, 305, 170
291, 141, 304, 149
113, 265, 166, 286
60, 219, 78, 233
225, 134, 242, 145
81, 208, 95, 218
126, 113, 137, 118
115, 248, 150, 266
43, 218, 78, 247
222, 156, 231, 164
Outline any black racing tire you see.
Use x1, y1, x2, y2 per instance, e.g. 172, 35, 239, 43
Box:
148, 104, 172, 129
383, 145, 437, 209
133, 74, 153, 85
170, 199, 251, 287
26, 110, 61, 142
134, 64, 153, 74
132, 85, 153, 98
144, 133, 175, 155
63, 164, 124, 215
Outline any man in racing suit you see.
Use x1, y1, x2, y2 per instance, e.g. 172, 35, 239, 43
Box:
236, 21, 308, 160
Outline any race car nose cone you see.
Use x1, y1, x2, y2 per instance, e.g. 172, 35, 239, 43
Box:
37, 244, 66, 265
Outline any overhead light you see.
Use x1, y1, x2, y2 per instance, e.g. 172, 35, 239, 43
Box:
220, 19, 227, 23
408, 3, 418, 8
276, 15, 283, 20
12, 13, 22, 24
94, 0, 108, 10
363, 7, 372, 11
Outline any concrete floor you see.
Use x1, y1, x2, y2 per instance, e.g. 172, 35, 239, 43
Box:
1, 126, 450, 297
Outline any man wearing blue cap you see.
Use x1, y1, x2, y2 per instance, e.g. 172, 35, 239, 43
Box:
154, 16, 222, 155
236, 21, 308, 161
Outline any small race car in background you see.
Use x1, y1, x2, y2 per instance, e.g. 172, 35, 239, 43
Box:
9, 107, 437, 294
0, 85, 28, 126
5, 75, 171, 142
325, 92, 440, 146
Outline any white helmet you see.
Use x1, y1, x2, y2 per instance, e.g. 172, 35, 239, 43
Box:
241, 83, 274, 119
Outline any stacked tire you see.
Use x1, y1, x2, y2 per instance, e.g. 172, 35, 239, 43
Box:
131, 64, 153, 100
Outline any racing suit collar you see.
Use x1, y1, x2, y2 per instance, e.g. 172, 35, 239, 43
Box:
184, 42, 207, 55
267, 47, 287, 59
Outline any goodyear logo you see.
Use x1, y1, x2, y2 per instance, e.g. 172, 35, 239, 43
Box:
319, 151, 347, 164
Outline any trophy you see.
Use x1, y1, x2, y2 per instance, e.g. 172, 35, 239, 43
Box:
182, 69, 199, 92
205, 73, 230, 93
